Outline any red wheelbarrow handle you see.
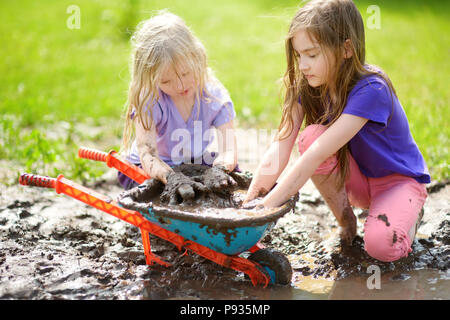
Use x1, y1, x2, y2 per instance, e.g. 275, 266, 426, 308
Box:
78, 146, 150, 184
19, 173, 177, 248
78, 147, 108, 162
19, 174, 134, 220
19, 172, 177, 267
19, 173, 56, 188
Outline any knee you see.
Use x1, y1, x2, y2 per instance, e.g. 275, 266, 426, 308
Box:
298, 124, 339, 176
364, 226, 411, 262
298, 124, 327, 154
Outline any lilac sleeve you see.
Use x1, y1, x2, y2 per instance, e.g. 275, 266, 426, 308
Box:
133, 100, 163, 126
147, 102, 163, 125
212, 101, 236, 127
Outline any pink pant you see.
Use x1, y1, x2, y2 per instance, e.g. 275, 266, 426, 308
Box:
298, 125, 427, 262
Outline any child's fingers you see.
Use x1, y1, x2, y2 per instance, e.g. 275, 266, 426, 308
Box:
193, 181, 207, 193
177, 184, 195, 200
159, 174, 168, 185
169, 194, 178, 205
227, 176, 237, 186
217, 179, 228, 188
242, 190, 257, 204
242, 197, 251, 205
241, 198, 264, 210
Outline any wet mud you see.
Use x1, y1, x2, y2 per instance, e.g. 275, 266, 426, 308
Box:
159, 164, 243, 207
118, 164, 296, 230
0, 170, 449, 300
268, 186, 449, 280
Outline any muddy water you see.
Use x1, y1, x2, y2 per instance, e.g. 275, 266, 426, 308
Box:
1, 169, 448, 300
274, 179, 449, 300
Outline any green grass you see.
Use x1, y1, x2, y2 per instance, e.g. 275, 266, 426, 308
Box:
0, 0, 448, 183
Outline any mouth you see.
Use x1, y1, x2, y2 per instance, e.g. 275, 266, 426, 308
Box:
180, 89, 190, 96
304, 74, 314, 79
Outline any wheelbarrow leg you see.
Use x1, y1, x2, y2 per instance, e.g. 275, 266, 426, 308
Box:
249, 242, 265, 253
140, 228, 171, 267
183, 240, 271, 287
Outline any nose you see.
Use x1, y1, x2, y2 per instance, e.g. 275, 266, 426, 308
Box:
175, 76, 185, 91
299, 57, 310, 73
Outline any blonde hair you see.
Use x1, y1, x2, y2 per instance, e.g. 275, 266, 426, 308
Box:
278, 0, 396, 189
121, 10, 211, 153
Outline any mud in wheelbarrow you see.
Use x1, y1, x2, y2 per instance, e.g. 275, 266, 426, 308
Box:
19, 147, 298, 287
117, 165, 296, 256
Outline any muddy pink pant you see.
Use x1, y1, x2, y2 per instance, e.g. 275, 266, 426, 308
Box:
298, 125, 427, 262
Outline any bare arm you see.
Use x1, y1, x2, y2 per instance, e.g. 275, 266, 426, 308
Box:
135, 117, 173, 184
213, 120, 237, 172
262, 114, 368, 208
243, 104, 304, 203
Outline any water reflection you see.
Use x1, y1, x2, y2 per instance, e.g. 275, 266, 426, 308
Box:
328, 269, 450, 300
141, 269, 449, 300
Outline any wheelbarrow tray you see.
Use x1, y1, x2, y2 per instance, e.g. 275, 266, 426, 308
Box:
118, 191, 296, 255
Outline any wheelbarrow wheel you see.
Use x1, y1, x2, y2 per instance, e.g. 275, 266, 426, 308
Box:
248, 248, 292, 285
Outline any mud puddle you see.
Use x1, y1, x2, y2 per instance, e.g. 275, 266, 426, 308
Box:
266, 180, 450, 300
0, 167, 449, 300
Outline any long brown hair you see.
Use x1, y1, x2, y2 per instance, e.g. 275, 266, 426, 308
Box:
278, 0, 396, 189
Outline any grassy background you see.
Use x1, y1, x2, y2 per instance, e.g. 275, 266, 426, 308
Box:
0, 0, 449, 184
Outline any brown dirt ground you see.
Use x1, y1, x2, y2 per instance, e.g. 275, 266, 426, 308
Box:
0, 166, 448, 300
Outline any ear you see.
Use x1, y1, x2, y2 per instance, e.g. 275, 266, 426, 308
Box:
343, 39, 353, 59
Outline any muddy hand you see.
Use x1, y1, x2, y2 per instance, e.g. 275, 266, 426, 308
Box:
176, 184, 195, 201
228, 171, 253, 189
161, 171, 206, 205
142, 158, 173, 185
198, 166, 237, 192
241, 198, 265, 210
126, 178, 165, 203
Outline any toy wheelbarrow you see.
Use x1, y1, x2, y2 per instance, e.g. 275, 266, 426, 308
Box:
19, 147, 296, 287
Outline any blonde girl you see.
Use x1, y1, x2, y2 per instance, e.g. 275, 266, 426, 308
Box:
119, 11, 238, 190
244, 0, 430, 262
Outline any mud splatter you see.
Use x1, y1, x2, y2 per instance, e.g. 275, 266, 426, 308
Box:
377, 214, 391, 227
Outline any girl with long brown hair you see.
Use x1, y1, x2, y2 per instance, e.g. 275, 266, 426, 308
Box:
244, 0, 430, 262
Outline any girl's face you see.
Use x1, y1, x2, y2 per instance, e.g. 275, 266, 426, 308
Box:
291, 29, 334, 87
159, 63, 196, 100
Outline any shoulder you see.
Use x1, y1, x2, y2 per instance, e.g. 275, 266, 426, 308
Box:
137, 89, 168, 125
203, 78, 232, 107
349, 67, 393, 101
136, 89, 164, 113
202, 77, 236, 126
201, 77, 235, 118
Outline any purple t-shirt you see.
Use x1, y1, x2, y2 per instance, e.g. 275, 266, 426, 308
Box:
299, 73, 430, 183
128, 81, 235, 166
